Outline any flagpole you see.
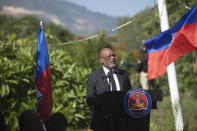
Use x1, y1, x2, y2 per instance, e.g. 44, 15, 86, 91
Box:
40, 19, 43, 26
157, 0, 184, 131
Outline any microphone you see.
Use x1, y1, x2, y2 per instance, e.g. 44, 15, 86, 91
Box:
120, 61, 134, 68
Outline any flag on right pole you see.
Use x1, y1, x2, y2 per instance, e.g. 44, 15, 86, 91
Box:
144, 4, 197, 80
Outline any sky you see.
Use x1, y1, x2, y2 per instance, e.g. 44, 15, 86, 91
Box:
62, 0, 156, 17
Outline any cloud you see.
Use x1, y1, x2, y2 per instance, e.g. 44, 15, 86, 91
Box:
0, 6, 64, 26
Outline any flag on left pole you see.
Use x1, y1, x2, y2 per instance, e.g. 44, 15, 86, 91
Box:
36, 21, 52, 122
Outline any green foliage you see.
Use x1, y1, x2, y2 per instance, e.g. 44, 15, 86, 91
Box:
175, 52, 197, 97
0, 42, 37, 130
45, 22, 74, 43
0, 41, 93, 130
116, 8, 160, 51
1, 0, 197, 130
0, 15, 73, 45
49, 49, 92, 128
0, 15, 112, 130
70, 30, 112, 70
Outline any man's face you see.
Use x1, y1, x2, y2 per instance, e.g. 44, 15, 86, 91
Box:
100, 49, 116, 69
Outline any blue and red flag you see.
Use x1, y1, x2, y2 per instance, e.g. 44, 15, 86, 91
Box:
144, 4, 197, 80
36, 22, 52, 122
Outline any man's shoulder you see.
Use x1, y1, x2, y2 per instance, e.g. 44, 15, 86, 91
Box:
118, 68, 125, 72
89, 67, 103, 76
117, 68, 127, 74
89, 67, 127, 76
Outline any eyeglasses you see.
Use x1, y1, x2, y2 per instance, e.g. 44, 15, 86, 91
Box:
100, 54, 116, 59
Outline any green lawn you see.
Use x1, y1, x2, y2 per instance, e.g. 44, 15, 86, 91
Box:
150, 93, 197, 131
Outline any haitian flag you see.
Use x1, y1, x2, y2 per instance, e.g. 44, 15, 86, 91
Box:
144, 4, 197, 80
36, 23, 52, 122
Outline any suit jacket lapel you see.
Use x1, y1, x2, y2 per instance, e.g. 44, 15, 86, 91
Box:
99, 67, 110, 92
116, 73, 123, 91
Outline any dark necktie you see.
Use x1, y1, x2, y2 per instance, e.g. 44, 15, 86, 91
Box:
108, 70, 116, 91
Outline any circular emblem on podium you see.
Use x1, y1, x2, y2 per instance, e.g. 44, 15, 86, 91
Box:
124, 88, 152, 119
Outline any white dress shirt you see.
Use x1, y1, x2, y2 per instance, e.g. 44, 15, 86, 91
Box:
103, 66, 120, 91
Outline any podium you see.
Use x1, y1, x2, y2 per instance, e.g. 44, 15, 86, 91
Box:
97, 89, 163, 108
98, 89, 163, 131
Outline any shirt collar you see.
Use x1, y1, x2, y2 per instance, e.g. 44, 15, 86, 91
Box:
103, 66, 110, 75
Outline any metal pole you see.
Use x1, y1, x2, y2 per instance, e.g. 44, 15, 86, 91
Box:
40, 19, 43, 26
157, 0, 184, 130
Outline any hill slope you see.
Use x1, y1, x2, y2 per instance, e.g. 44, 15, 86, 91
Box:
0, 0, 117, 35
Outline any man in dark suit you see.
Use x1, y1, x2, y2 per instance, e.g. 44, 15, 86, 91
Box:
86, 48, 132, 131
